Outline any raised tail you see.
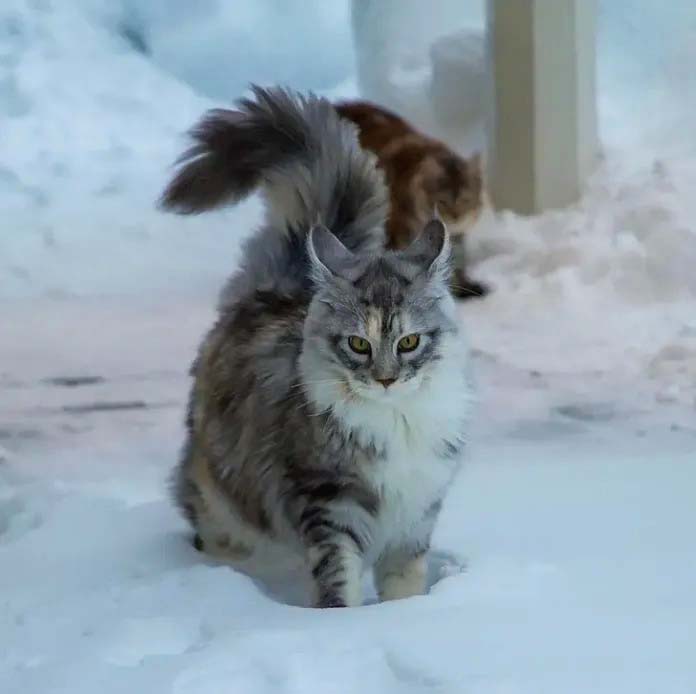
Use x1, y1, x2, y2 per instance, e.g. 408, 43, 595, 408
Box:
161, 85, 388, 254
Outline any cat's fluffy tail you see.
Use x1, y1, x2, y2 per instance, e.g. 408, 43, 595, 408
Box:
161, 85, 388, 252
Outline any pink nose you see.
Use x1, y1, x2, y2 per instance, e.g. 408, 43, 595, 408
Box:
376, 378, 396, 389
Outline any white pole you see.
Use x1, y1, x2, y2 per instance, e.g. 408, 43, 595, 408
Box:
486, 0, 599, 214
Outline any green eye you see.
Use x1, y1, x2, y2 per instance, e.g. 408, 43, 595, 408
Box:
348, 336, 371, 355
397, 333, 420, 352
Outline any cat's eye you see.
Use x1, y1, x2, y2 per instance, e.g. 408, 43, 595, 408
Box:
397, 334, 420, 353
347, 335, 371, 355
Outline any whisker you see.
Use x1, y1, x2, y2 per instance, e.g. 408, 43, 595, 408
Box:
307, 404, 334, 418
290, 378, 344, 391
449, 283, 484, 297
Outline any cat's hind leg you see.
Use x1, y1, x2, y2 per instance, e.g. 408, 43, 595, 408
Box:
449, 235, 489, 300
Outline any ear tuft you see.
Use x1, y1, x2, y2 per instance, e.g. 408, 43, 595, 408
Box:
400, 218, 450, 275
307, 225, 362, 282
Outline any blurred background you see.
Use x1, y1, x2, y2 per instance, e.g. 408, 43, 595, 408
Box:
3, 0, 696, 299
2, 4, 696, 692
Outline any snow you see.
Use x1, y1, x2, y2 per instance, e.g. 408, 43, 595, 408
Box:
2, 1, 696, 692
0, 0, 259, 298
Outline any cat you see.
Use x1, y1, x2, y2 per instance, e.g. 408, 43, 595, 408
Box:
161, 86, 472, 608
334, 100, 487, 300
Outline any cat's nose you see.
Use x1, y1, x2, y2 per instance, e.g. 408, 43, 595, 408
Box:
375, 377, 396, 389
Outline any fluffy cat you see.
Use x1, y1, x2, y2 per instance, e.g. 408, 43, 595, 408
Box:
161, 86, 472, 608
334, 100, 487, 300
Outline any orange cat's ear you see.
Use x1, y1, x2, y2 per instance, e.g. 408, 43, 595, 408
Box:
469, 152, 483, 174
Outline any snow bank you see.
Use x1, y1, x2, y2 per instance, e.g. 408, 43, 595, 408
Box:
351, 0, 484, 144
599, 0, 696, 151
472, 156, 696, 303
0, 0, 261, 298
111, 0, 354, 102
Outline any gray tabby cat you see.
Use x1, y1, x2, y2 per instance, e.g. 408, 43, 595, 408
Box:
161, 86, 472, 608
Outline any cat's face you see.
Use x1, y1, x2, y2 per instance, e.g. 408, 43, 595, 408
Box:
301, 220, 459, 407
426, 152, 483, 236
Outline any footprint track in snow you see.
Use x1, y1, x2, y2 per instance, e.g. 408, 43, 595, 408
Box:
0, 494, 44, 544
98, 616, 202, 666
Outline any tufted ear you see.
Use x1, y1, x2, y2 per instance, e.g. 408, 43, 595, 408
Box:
399, 218, 451, 280
307, 225, 364, 282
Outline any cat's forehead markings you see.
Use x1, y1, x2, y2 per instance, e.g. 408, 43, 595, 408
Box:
385, 310, 401, 336
365, 307, 382, 341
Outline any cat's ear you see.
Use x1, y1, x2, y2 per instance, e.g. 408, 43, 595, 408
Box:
469, 152, 483, 175
307, 225, 362, 282
400, 218, 451, 281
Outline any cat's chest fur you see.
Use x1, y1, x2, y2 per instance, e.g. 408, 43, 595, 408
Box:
333, 372, 470, 560
366, 440, 458, 559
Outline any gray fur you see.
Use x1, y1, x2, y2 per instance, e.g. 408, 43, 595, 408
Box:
164, 86, 471, 608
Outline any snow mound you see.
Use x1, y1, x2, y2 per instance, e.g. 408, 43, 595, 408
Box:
429, 29, 485, 133
117, 0, 354, 102
472, 156, 696, 303
0, 0, 259, 298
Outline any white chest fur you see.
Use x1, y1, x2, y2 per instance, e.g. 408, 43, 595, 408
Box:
344, 363, 472, 559
366, 439, 459, 559
305, 334, 473, 559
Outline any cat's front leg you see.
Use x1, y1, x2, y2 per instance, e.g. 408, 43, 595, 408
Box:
300, 507, 367, 608
375, 546, 428, 602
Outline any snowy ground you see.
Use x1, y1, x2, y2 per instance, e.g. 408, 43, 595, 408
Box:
2, 297, 695, 694
2, 1, 696, 693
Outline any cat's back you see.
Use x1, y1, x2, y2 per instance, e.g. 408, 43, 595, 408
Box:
334, 100, 456, 188
334, 100, 415, 155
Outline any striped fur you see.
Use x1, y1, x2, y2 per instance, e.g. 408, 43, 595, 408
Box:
163, 87, 472, 607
